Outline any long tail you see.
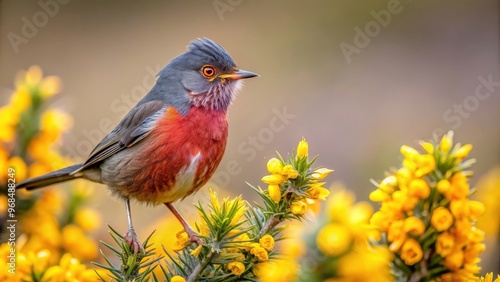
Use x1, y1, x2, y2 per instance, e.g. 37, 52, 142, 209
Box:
16, 164, 84, 190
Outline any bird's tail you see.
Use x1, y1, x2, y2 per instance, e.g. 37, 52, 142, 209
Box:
16, 164, 83, 190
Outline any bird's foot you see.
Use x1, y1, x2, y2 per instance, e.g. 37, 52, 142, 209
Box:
185, 226, 203, 245
165, 202, 203, 245
124, 229, 145, 254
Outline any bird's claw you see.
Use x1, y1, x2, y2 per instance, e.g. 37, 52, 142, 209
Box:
124, 229, 145, 254
185, 228, 203, 245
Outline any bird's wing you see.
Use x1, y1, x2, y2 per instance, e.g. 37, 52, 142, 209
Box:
73, 100, 166, 173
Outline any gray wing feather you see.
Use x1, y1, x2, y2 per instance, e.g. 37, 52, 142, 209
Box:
72, 100, 165, 173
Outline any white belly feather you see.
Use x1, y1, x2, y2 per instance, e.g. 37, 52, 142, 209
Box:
155, 152, 202, 203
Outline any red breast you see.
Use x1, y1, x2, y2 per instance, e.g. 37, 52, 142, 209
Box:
127, 106, 228, 203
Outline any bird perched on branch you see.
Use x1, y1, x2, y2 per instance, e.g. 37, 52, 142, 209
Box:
17, 38, 258, 253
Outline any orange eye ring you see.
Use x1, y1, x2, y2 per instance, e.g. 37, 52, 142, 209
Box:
201, 65, 216, 78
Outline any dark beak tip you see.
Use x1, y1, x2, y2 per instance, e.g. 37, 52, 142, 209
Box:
237, 69, 259, 79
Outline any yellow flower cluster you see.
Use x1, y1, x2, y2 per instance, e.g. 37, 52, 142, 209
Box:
40, 253, 105, 282
369, 131, 485, 281
254, 259, 298, 282
167, 189, 282, 280
256, 188, 391, 282
0, 244, 104, 282
261, 139, 333, 216
476, 273, 500, 282
15, 185, 100, 262
262, 158, 299, 186
173, 191, 246, 248
249, 240, 271, 262
247, 139, 336, 281
0, 66, 70, 185
0, 67, 106, 282
285, 188, 392, 282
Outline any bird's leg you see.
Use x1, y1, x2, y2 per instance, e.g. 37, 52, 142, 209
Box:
165, 203, 202, 245
124, 198, 145, 253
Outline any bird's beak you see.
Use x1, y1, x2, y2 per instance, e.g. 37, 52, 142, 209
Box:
219, 69, 259, 80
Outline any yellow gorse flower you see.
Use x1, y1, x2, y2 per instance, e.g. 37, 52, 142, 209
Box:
228, 196, 246, 226
209, 188, 220, 212
261, 165, 298, 185
403, 216, 425, 236
7, 156, 28, 182
400, 238, 423, 266
18, 65, 62, 98
171, 276, 187, 282
444, 249, 464, 271
452, 144, 473, 159
0, 106, 19, 127
259, 234, 275, 251
266, 158, 283, 174
255, 260, 297, 282
268, 184, 281, 203
9, 87, 31, 114
297, 138, 308, 158
408, 178, 430, 199
306, 185, 330, 200
290, 201, 307, 216
369, 188, 390, 202
379, 175, 397, 191
317, 223, 351, 256
190, 245, 203, 257
226, 261, 245, 276
439, 131, 453, 154
436, 231, 454, 257
261, 174, 286, 185
173, 231, 190, 252
250, 245, 269, 262
24, 65, 43, 85
61, 224, 98, 261
419, 140, 434, 154
387, 220, 405, 252
40, 75, 62, 98
40, 109, 73, 142
431, 207, 454, 232
74, 208, 101, 232
281, 164, 298, 179
312, 168, 334, 180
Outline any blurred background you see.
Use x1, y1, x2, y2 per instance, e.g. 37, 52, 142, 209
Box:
1, 0, 499, 273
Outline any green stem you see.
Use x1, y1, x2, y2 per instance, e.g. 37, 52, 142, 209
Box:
408, 249, 432, 282
258, 214, 281, 237
408, 271, 423, 282
187, 248, 215, 282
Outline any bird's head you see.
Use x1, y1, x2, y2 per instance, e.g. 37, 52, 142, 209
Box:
162, 38, 258, 111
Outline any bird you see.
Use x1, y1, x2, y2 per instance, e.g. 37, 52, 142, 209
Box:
17, 38, 258, 253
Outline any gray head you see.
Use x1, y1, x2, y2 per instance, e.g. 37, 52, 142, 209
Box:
157, 38, 258, 112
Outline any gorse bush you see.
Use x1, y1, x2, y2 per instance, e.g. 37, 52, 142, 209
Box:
369, 132, 485, 281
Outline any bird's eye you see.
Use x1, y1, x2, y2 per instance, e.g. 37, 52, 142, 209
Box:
201, 65, 216, 78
